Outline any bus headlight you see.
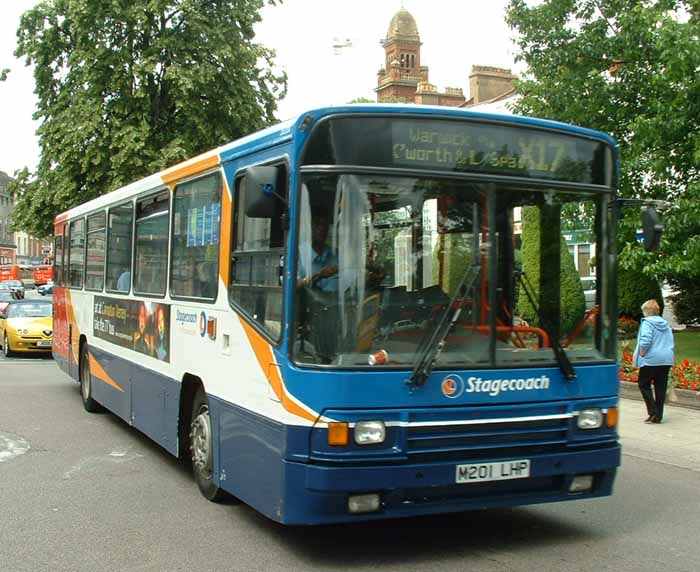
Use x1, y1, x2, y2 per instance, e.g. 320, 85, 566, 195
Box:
577, 409, 604, 429
354, 421, 386, 445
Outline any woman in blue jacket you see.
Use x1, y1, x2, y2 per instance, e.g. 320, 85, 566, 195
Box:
633, 299, 675, 424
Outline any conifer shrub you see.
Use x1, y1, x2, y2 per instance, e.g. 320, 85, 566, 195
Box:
517, 206, 585, 336
617, 265, 663, 320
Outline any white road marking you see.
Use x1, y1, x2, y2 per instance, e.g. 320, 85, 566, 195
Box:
62, 451, 144, 479
0, 433, 30, 463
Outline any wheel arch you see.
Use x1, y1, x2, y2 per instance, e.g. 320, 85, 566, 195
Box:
78, 334, 88, 376
178, 373, 205, 458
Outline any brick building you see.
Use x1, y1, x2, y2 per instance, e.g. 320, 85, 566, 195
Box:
0, 170, 52, 266
464, 65, 517, 108
375, 7, 516, 109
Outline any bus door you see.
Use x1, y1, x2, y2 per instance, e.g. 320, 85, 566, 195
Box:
52, 224, 72, 369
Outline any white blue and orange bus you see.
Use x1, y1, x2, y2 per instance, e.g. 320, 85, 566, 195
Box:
53, 104, 654, 524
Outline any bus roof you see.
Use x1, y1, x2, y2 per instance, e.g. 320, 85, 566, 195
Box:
55, 104, 617, 224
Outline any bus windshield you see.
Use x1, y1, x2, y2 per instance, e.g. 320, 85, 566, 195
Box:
293, 173, 611, 368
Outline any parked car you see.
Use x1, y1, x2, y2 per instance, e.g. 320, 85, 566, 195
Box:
0, 299, 53, 357
581, 276, 597, 310
0, 279, 24, 299
37, 283, 53, 296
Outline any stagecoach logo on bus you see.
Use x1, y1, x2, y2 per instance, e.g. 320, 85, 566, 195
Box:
175, 308, 198, 336
441, 374, 465, 399
441, 374, 551, 399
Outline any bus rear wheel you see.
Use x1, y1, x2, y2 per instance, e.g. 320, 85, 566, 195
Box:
79, 344, 103, 413
190, 387, 226, 502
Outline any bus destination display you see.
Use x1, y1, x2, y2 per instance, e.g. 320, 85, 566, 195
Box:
391, 122, 591, 180
304, 117, 610, 185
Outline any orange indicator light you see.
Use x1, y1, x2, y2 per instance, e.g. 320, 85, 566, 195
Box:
328, 422, 349, 446
207, 317, 217, 340
606, 407, 618, 428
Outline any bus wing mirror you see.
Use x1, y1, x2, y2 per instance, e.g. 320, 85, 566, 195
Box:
641, 206, 663, 252
244, 166, 281, 218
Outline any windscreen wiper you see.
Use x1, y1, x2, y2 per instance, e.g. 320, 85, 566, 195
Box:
514, 271, 576, 381
407, 264, 481, 388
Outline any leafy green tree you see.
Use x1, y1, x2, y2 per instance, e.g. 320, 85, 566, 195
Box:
10, 0, 286, 237
506, 0, 700, 308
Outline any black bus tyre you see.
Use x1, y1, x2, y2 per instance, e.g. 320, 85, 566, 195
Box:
190, 386, 227, 502
3, 333, 14, 357
80, 344, 103, 413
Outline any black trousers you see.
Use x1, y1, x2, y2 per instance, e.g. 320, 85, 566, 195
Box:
637, 365, 671, 420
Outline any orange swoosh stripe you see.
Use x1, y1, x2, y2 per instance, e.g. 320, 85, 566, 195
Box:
219, 176, 232, 284
88, 352, 125, 393
238, 318, 317, 422
161, 154, 220, 186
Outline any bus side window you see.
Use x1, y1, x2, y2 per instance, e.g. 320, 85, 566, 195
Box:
133, 191, 170, 297
229, 165, 287, 339
86, 211, 106, 291
170, 173, 222, 301
68, 218, 85, 289
106, 202, 134, 293
54, 233, 63, 286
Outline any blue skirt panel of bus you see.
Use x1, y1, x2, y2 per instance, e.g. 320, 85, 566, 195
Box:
87, 345, 180, 456
210, 395, 295, 520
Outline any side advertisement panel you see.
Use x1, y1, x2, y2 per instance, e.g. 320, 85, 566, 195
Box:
94, 296, 170, 362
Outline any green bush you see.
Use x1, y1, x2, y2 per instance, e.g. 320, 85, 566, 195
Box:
517, 206, 585, 336
617, 265, 663, 320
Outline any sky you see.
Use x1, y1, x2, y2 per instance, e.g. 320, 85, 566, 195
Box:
0, 0, 520, 176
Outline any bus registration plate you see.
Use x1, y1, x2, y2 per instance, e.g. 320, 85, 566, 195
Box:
456, 459, 530, 483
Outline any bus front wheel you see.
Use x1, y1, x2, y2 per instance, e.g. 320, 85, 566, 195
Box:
190, 387, 226, 502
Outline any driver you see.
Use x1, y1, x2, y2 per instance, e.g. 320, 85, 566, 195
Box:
297, 214, 338, 291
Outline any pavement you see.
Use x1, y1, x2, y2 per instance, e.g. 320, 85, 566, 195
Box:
619, 396, 700, 472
